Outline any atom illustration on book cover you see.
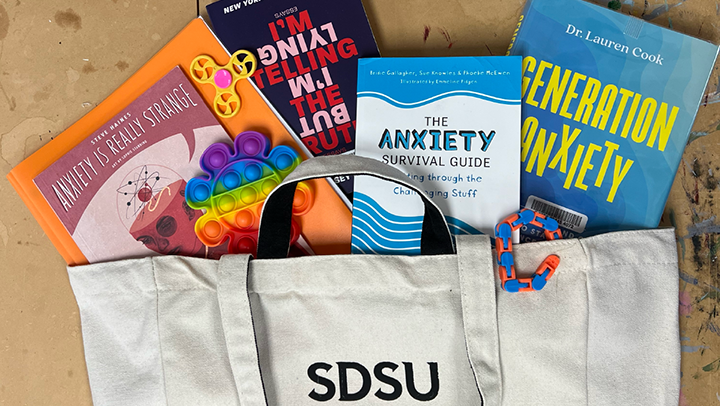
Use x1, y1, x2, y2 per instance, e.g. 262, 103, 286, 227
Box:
116, 165, 206, 257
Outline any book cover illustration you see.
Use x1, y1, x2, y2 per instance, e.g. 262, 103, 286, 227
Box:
207, 0, 380, 199
507, 0, 719, 239
33, 67, 231, 263
352, 57, 521, 255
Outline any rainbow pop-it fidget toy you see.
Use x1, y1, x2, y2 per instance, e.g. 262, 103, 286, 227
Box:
185, 131, 314, 255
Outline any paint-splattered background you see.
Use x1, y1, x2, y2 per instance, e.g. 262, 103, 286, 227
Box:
0, 0, 718, 404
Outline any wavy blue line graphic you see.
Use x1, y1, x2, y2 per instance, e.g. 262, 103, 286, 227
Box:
351, 233, 416, 256
352, 194, 422, 255
358, 90, 521, 108
354, 193, 423, 223
351, 233, 376, 255
351, 243, 370, 255
353, 217, 421, 244
354, 208, 421, 234
448, 223, 472, 235
353, 202, 422, 233
445, 216, 481, 235
352, 218, 421, 250
351, 197, 485, 255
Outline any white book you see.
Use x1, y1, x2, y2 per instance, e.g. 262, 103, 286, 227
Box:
352, 57, 521, 255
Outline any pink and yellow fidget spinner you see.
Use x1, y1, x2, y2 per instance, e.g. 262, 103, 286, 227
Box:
185, 131, 314, 256
189, 50, 257, 118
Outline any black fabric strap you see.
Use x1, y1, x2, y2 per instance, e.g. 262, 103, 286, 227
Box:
257, 172, 455, 260
256, 181, 299, 259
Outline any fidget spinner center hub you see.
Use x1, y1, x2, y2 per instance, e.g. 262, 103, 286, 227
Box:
214, 69, 233, 89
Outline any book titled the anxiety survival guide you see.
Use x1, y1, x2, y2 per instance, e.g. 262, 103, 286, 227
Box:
508, 0, 719, 239
207, 0, 380, 201
352, 57, 522, 255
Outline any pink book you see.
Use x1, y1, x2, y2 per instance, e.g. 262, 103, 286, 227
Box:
33, 67, 231, 263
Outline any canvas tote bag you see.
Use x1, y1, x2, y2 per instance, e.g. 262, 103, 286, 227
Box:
68, 155, 680, 406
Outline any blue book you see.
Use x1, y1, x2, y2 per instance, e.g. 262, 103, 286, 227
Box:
507, 0, 718, 239
206, 0, 380, 201
352, 57, 522, 255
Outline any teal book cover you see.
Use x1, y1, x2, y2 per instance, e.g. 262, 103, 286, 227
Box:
507, 0, 718, 239
352, 57, 521, 255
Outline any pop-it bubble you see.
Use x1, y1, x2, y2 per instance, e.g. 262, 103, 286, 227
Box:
186, 131, 314, 255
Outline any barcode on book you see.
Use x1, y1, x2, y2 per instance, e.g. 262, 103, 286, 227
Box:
525, 196, 588, 234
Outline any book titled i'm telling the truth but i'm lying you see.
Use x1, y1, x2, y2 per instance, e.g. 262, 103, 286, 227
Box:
352, 57, 522, 255
207, 0, 379, 201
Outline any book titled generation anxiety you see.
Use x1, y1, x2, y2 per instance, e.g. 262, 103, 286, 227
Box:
508, 0, 719, 238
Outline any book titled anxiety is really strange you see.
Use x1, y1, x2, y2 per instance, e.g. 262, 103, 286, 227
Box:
508, 0, 719, 239
352, 57, 521, 255
8, 19, 353, 265
207, 0, 379, 201
32, 67, 232, 263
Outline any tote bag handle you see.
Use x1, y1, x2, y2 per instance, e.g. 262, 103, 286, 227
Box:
256, 155, 455, 259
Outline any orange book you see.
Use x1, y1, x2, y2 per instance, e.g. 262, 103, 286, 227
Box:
7, 18, 351, 266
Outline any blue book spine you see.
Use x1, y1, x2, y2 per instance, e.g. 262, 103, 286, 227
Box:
507, 0, 718, 239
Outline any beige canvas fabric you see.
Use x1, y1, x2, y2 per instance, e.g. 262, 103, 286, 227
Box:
67, 156, 680, 406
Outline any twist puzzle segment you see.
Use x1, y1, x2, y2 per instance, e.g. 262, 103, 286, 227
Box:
494, 208, 562, 292
186, 131, 314, 255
